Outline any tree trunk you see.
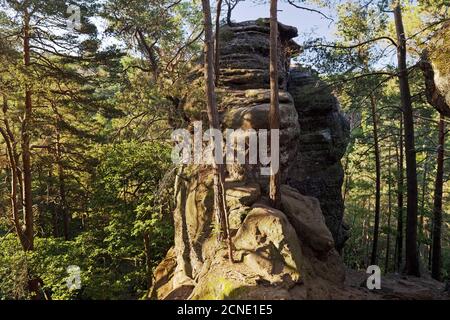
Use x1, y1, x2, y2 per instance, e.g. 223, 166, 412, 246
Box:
420, 49, 449, 276
1, 96, 28, 250
143, 232, 153, 289
431, 114, 445, 281
419, 153, 428, 259
395, 116, 404, 273
215, 0, 223, 85
22, 9, 34, 251
428, 225, 433, 270
48, 169, 59, 238
365, 198, 372, 267
201, 0, 233, 262
226, 1, 233, 26
269, 0, 281, 209
370, 94, 381, 265
394, 3, 420, 276
0, 128, 28, 250
385, 147, 392, 273
56, 128, 69, 240
342, 155, 350, 203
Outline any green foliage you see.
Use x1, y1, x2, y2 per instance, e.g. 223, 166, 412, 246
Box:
1, 0, 449, 301
0, 141, 175, 300
0, 0, 196, 300
298, 0, 450, 277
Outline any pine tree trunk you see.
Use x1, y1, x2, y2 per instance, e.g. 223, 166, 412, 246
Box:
48, 169, 59, 238
269, 0, 281, 209
201, 0, 233, 262
385, 147, 392, 273
226, 1, 233, 26
56, 128, 69, 240
342, 155, 351, 203
395, 116, 404, 272
0, 128, 27, 250
420, 46, 449, 278
1, 96, 28, 249
394, 3, 419, 276
144, 232, 153, 289
370, 95, 381, 265
431, 114, 445, 281
22, 9, 34, 251
419, 154, 428, 259
215, 0, 223, 85
365, 199, 372, 267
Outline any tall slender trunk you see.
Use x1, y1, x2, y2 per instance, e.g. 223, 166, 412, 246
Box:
56, 128, 69, 240
269, 0, 281, 209
395, 117, 404, 272
428, 231, 433, 270
343, 155, 351, 203
1, 96, 27, 249
394, 3, 419, 276
365, 199, 372, 266
201, 0, 233, 262
385, 147, 392, 273
22, 10, 34, 251
48, 168, 59, 238
226, 1, 233, 26
420, 49, 448, 275
431, 114, 445, 281
419, 153, 428, 259
370, 95, 381, 265
215, 0, 223, 85
0, 128, 27, 250
361, 199, 368, 265
143, 232, 153, 289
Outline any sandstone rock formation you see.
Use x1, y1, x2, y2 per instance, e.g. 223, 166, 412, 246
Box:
149, 20, 350, 300
287, 68, 350, 250
215, 19, 350, 250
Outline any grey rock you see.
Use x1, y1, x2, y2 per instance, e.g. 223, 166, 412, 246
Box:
288, 67, 350, 250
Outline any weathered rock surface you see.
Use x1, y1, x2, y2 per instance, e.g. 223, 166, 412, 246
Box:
281, 185, 334, 253
152, 181, 346, 300
287, 68, 350, 250
148, 248, 177, 300
218, 19, 300, 91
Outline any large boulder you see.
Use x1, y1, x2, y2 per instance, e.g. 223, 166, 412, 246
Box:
189, 204, 303, 300
281, 185, 334, 253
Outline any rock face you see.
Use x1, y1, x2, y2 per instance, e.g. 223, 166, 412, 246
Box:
149, 20, 350, 300
287, 68, 350, 250
218, 19, 300, 91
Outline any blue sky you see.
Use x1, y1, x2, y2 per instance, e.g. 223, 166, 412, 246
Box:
94, 1, 340, 53
232, 1, 338, 43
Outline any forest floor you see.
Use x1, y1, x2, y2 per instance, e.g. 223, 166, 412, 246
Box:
342, 269, 450, 300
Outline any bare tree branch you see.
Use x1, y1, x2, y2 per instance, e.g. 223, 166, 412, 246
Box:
286, 0, 334, 22
305, 36, 398, 51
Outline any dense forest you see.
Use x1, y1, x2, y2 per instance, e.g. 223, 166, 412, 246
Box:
0, 0, 449, 300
